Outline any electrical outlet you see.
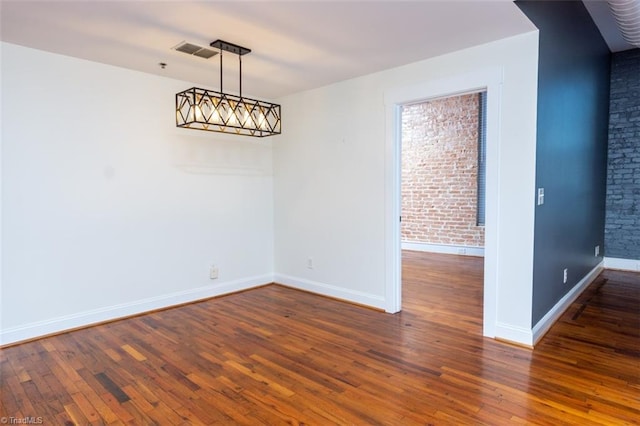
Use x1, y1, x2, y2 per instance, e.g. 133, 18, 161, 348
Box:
595, 245, 600, 257
563, 268, 568, 284
307, 257, 314, 269
210, 266, 219, 279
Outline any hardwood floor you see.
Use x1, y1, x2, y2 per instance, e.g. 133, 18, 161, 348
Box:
1, 251, 638, 425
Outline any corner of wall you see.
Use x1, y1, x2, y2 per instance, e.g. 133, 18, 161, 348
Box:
531, 262, 603, 346
1, 43, 276, 342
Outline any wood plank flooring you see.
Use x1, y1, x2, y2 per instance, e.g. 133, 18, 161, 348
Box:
1, 251, 639, 425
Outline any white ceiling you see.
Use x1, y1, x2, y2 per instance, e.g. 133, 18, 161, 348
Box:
0, 1, 630, 100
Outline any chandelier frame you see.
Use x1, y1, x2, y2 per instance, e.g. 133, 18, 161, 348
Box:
175, 40, 281, 138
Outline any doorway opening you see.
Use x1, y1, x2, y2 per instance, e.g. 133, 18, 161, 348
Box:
401, 92, 487, 256
383, 68, 502, 338
400, 92, 487, 334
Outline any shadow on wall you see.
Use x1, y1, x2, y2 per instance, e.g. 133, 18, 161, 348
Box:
170, 131, 273, 176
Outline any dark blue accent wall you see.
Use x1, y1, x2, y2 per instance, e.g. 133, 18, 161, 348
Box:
516, 1, 611, 325
605, 49, 640, 260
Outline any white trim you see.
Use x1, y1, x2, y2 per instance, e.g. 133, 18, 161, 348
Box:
384, 67, 503, 337
274, 274, 386, 310
383, 103, 403, 313
402, 242, 484, 257
0, 274, 273, 346
494, 322, 533, 346
531, 262, 604, 346
604, 257, 640, 271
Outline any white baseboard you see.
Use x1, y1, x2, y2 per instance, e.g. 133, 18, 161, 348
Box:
494, 322, 534, 347
0, 274, 273, 346
531, 262, 604, 346
274, 274, 386, 310
402, 241, 484, 257
604, 257, 640, 272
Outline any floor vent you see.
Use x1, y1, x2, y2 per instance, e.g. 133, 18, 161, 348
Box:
173, 42, 218, 59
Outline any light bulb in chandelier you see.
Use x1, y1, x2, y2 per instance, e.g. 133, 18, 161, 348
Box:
243, 110, 251, 127
257, 112, 267, 130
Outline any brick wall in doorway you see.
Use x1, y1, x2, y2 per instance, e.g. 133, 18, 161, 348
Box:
401, 93, 485, 247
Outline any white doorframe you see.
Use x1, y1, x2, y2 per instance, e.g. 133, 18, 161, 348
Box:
384, 68, 503, 338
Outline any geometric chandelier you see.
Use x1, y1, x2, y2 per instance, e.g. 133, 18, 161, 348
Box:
176, 40, 281, 137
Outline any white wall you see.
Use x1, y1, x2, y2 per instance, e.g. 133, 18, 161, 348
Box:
2, 32, 541, 346
1, 43, 275, 345
273, 32, 539, 345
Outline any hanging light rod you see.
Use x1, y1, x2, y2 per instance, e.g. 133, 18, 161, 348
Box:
210, 39, 251, 56
175, 39, 281, 138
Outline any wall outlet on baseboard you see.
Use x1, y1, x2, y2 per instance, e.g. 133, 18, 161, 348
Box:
210, 266, 219, 280
563, 268, 568, 284
595, 245, 600, 257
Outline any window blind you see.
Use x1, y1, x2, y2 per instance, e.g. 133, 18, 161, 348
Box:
477, 91, 487, 226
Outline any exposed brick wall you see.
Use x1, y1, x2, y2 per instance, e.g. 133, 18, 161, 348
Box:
605, 48, 640, 259
401, 93, 485, 247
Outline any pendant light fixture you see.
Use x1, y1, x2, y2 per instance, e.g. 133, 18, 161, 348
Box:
176, 40, 281, 137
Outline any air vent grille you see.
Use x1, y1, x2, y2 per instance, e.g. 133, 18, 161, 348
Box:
193, 49, 218, 59
173, 42, 218, 59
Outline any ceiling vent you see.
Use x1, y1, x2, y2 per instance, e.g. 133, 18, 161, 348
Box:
173, 41, 218, 59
